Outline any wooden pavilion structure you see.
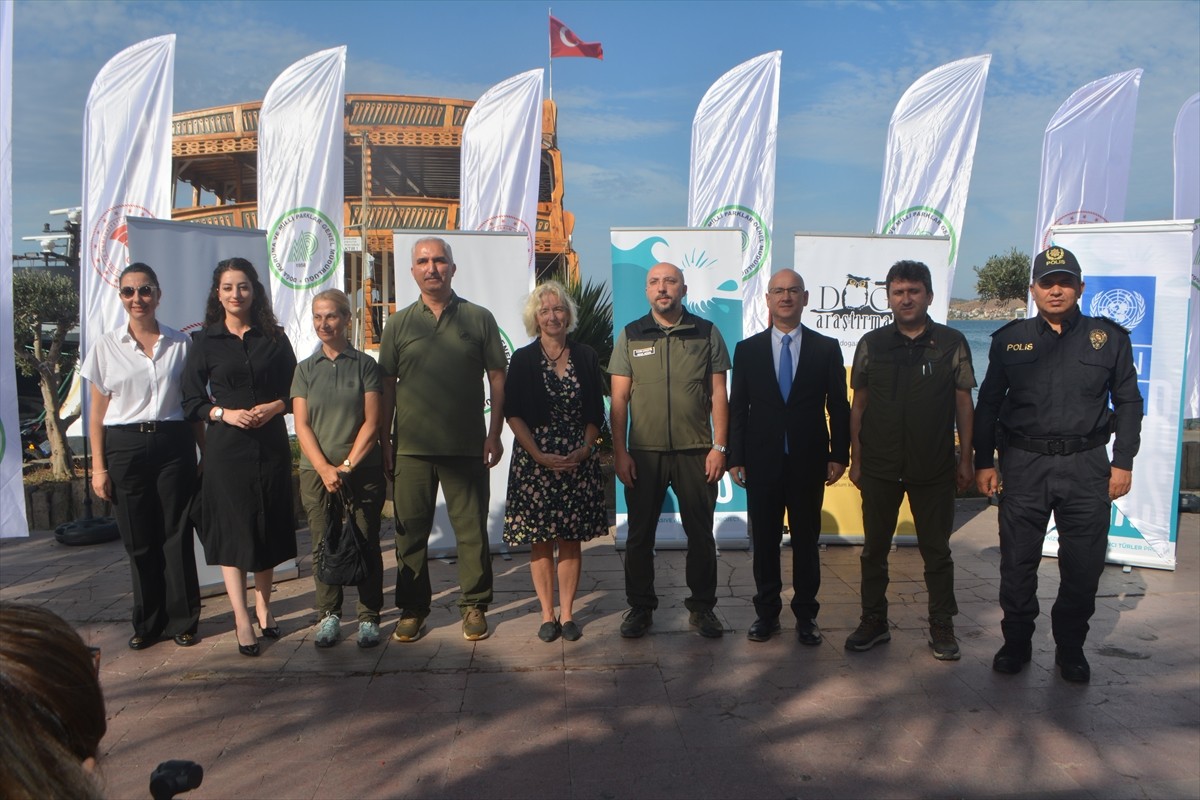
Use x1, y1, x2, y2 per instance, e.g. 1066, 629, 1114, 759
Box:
170, 95, 578, 348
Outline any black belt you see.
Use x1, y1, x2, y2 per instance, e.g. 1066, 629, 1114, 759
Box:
107, 421, 187, 433
1005, 430, 1109, 456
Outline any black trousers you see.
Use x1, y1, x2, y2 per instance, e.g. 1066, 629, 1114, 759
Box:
623, 449, 717, 612
105, 424, 200, 638
747, 460, 825, 622
998, 446, 1111, 648
858, 474, 958, 622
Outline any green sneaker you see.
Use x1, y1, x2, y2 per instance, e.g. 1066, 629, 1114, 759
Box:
391, 612, 427, 643
462, 607, 489, 641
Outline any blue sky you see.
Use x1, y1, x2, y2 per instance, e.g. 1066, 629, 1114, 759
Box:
8, 0, 1200, 298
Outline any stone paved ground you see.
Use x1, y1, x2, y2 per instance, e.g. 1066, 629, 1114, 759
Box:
2, 498, 1197, 800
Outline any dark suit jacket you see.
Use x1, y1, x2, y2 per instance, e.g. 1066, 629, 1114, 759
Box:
728, 324, 851, 479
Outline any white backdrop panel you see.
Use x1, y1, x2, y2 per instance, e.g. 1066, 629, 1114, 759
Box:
391, 231, 532, 557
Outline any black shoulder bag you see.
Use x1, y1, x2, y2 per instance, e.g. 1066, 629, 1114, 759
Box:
315, 486, 369, 586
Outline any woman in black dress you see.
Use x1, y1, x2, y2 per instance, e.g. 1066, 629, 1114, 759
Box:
503, 281, 607, 643
183, 258, 297, 657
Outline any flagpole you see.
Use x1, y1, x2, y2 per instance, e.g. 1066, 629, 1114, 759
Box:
547, 7, 554, 101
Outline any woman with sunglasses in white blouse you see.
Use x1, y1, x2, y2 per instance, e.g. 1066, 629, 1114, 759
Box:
81, 263, 203, 651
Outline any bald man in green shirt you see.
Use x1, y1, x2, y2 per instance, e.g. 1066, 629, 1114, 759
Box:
380, 237, 508, 642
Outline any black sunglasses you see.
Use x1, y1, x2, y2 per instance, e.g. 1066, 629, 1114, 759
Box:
119, 285, 158, 299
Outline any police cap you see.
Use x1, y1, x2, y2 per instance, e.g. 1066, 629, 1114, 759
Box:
1032, 246, 1082, 282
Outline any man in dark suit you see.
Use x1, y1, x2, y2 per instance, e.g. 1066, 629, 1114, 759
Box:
729, 269, 851, 644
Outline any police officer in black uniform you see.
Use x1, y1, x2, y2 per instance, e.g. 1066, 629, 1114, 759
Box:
974, 246, 1141, 683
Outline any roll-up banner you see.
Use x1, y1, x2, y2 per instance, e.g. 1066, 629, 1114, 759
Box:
1046, 220, 1194, 570
391, 231, 532, 557
610, 227, 748, 550
793, 233, 952, 544
125, 218, 295, 592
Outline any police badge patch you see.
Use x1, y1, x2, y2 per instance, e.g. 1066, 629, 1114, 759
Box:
1089, 329, 1108, 350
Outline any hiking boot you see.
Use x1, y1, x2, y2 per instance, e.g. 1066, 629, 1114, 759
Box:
619, 606, 653, 638
844, 615, 891, 652
688, 609, 724, 638
462, 607, 489, 641
314, 614, 340, 648
928, 619, 960, 661
357, 620, 381, 649
391, 612, 427, 643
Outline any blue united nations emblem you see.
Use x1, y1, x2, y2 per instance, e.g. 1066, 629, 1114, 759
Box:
1090, 288, 1146, 330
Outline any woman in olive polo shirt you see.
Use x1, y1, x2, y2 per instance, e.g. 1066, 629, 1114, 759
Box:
292, 289, 386, 649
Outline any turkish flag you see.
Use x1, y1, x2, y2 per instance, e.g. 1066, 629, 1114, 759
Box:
549, 16, 603, 60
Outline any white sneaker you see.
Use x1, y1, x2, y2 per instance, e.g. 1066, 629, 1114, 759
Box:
314, 614, 340, 648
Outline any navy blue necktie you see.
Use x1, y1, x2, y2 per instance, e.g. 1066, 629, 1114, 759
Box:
780, 333, 793, 454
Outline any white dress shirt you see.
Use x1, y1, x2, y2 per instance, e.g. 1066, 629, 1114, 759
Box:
80, 324, 191, 425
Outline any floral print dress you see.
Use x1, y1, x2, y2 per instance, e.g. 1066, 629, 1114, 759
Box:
503, 356, 606, 545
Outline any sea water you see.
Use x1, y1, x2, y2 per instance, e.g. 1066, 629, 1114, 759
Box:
947, 318, 1008, 402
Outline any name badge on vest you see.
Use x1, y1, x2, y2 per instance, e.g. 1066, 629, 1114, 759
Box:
633, 346, 655, 358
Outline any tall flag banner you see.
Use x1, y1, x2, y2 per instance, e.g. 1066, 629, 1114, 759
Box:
1032, 69, 1141, 254
876, 54, 990, 288
1174, 93, 1199, 418
549, 16, 603, 60
687, 51, 780, 334
1, 0, 28, 538
81, 35, 175, 359
460, 69, 544, 276
259, 46, 346, 358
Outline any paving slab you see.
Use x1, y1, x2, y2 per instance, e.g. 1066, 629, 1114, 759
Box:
2, 498, 1197, 799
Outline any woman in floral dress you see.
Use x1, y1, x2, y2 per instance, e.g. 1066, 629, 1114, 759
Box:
503, 281, 607, 642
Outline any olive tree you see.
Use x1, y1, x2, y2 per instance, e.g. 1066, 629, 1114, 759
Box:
973, 248, 1031, 303
12, 270, 79, 479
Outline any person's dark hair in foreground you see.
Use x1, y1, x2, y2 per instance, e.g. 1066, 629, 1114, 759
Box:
0, 602, 106, 800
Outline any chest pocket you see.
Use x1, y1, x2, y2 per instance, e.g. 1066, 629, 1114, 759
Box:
669, 335, 712, 388
1078, 349, 1115, 400
627, 339, 666, 387
997, 344, 1040, 392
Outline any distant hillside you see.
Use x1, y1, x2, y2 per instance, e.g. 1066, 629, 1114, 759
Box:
947, 297, 1027, 320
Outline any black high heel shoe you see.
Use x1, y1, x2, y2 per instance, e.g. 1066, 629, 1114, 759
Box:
257, 617, 281, 640
237, 629, 260, 657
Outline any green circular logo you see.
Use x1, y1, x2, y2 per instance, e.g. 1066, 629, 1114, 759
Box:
484, 326, 518, 415
882, 205, 957, 266
268, 207, 342, 290
702, 204, 771, 282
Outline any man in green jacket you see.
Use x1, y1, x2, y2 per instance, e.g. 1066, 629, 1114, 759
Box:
609, 262, 731, 639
